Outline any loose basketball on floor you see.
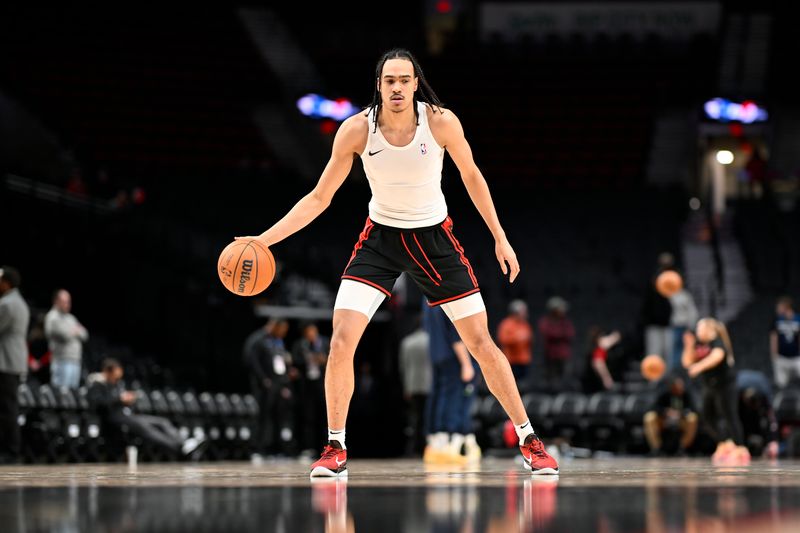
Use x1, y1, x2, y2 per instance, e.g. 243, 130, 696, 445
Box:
641, 354, 666, 381
217, 238, 275, 296
655, 270, 683, 298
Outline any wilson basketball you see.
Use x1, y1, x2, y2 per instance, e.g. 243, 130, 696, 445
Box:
640, 354, 666, 382
655, 270, 682, 298
217, 239, 275, 296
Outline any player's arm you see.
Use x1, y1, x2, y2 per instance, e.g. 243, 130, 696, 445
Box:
592, 358, 614, 390
430, 109, 520, 283
237, 115, 367, 246
681, 331, 696, 369
688, 347, 726, 377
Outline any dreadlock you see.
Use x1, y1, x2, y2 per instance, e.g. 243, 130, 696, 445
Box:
365, 48, 445, 133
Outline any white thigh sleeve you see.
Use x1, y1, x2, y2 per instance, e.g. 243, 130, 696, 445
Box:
333, 280, 386, 321
439, 292, 486, 322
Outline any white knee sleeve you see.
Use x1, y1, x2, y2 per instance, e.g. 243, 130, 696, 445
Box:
333, 280, 386, 320
438, 292, 486, 322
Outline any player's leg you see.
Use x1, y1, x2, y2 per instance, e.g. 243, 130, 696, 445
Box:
680, 412, 699, 452
408, 219, 556, 473
643, 411, 663, 452
325, 309, 370, 433
450, 307, 558, 474
451, 310, 526, 423
311, 279, 385, 477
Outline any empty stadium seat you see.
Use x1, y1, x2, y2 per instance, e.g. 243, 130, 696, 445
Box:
165, 390, 189, 440
775, 390, 800, 426
522, 394, 554, 437
74, 387, 102, 462
212, 393, 239, 458
147, 390, 171, 417
180, 391, 207, 441
52, 386, 84, 462
585, 393, 626, 452
550, 393, 588, 446
198, 392, 222, 457
133, 388, 154, 414
224, 393, 253, 459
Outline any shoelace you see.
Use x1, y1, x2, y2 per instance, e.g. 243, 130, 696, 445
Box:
320, 445, 340, 459
526, 439, 548, 458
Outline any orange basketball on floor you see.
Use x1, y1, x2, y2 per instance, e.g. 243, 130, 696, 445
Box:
217, 238, 275, 296
655, 270, 683, 298
641, 354, 666, 382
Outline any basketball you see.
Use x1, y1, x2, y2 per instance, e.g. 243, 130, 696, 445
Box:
655, 270, 683, 298
217, 239, 275, 296
640, 354, 666, 381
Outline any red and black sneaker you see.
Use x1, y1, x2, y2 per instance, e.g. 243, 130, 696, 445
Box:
310, 441, 348, 478
519, 434, 559, 475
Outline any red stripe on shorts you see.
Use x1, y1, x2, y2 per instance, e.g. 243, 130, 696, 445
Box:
342, 217, 374, 275
441, 217, 479, 288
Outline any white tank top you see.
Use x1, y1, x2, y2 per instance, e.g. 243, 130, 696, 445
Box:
360, 101, 447, 228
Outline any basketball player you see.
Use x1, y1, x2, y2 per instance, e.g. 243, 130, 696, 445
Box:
683, 317, 750, 464
237, 49, 558, 477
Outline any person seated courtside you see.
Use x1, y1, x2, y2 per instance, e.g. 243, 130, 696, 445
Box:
644, 375, 698, 456
88, 358, 205, 459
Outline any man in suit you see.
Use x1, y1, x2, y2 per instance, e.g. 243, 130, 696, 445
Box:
0, 266, 31, 464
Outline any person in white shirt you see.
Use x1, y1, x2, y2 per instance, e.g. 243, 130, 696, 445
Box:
237, 48, 557, 477
44, 289, 88, 389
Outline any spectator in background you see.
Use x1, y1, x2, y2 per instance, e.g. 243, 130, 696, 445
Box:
45, 289, 88, 389
669, 288, 699, 372
292, 321, 330, 454
243, 318, 295, 458
497, 299, 533, 380
423, 304, 481, 464
26, 313, 51, 386
737, 369, 779, 459
770, 296, 800, 389
641, 252, 675, 363
582, 326, 621, 393
87, 358, 204, 458
538, 296, 575, 385
0, 267, 30, 464
398, 317, 431, 456
743, 145, 768, 200
643, 375, 698, 456
683, 317, 749, 464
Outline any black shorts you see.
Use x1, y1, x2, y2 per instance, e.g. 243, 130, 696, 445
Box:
342, 216, 481, 305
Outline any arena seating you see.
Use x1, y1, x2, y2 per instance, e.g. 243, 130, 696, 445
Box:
16, 382, 259, 464
15, 380, 800, 462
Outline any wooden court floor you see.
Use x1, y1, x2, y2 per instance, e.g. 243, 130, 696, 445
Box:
1, 458, 799, 532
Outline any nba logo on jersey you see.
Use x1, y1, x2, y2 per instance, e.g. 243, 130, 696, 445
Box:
420, 143, 427, 155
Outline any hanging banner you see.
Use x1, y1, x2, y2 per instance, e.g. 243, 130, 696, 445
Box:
480, 2, 721, 42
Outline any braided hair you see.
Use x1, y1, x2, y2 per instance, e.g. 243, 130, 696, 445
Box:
365, 48, 444, 133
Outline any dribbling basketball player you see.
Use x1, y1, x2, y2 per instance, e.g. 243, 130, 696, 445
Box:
237, 49, 558, 477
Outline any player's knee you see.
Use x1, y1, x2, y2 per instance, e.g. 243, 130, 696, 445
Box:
465, 333, 498, 360
644, 411, 658, 424
685, 412, 698, 424
329, 335, 356, 359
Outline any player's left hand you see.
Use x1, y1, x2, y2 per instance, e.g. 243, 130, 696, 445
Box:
495, 238, 520, 283
687, 364, 702, 378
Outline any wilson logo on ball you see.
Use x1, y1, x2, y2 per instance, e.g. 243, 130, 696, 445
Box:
217, 239, 276, 296
237, 260, 253, 293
